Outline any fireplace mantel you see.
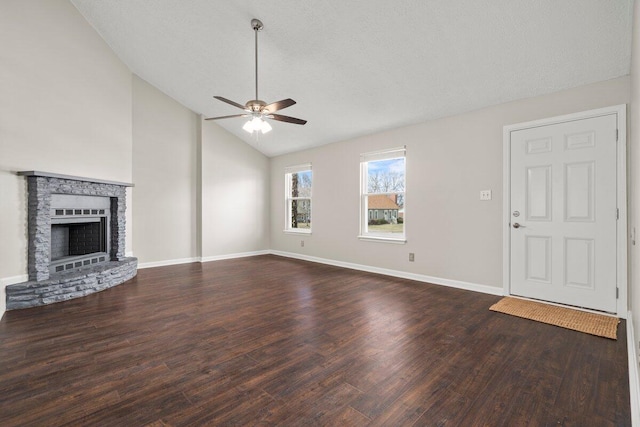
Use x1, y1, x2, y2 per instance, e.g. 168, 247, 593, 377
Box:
17, 171, 134, 187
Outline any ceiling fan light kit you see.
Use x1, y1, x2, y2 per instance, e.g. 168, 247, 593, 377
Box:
243, 116, 272, 134
205, 18, 307, 134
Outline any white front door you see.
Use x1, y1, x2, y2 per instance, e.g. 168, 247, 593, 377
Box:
509, 114, 618, 313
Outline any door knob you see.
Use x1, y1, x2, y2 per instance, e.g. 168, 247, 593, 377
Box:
513, 223, 521, 229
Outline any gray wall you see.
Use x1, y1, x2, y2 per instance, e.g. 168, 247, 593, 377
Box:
132, 76, 271, 265
201, 121, 270, 259
132, 76, 199, 264
270, 76, 630, 290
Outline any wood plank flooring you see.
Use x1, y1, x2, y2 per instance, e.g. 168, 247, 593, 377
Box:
0, 255, 631, 426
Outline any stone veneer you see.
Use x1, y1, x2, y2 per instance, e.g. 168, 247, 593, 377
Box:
6, 172, 137, 310
6, 259, 138, 310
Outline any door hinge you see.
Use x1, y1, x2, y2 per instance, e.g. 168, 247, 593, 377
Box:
616, 129, 619, 142
617, 208, 619, 220
616, 287, 619, 299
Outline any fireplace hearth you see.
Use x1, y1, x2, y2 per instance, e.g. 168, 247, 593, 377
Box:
6, 172, 138, 310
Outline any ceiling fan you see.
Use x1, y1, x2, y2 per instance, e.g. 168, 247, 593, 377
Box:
205, 18, 307, 134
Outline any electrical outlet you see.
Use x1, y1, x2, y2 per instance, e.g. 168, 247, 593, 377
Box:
409, 253, 415, 262
301, 240, 304, 247
480, 190, 492, 201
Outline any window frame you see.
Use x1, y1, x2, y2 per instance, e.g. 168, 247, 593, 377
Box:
284, 163, 312, 234
359, 147, 406, 243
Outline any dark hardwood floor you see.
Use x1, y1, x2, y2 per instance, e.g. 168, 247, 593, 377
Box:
0, 255, 630, 426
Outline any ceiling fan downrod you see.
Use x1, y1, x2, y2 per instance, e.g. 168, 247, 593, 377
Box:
251, 18, 263, 103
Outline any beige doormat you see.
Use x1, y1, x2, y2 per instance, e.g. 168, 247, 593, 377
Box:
490, 297, 619, 339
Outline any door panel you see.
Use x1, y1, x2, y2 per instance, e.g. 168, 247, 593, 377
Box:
526, 166, 552, 221
510, 114, 617, 313
564, 162, 594, 222
525, 235, 551, 283
564, 238, 594, 289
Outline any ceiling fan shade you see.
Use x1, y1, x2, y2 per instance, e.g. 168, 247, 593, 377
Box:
204, 19, 306, 132
243, 117, 272, 134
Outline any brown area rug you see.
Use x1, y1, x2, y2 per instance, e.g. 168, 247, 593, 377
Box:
490, 297, 619, 339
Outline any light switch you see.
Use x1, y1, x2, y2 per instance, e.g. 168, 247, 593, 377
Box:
480, 190, 492, 201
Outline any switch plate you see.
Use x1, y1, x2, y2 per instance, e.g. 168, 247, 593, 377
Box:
480, 190, 492, 201
301, 240, 304, 247
409, 253, 415, 262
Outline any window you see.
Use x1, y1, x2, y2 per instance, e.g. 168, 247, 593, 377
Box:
360, 147, 406, 242
285, 164, 312, 233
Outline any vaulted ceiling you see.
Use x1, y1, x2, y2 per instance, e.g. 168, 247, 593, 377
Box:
70, 0, 633, 157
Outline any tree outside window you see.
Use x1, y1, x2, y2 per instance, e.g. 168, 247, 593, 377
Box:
285, 165, 312, 233
360, 148, 406, 241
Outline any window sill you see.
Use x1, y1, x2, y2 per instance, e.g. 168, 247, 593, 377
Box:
357, 235, 406, 244
283, 229, 312, 235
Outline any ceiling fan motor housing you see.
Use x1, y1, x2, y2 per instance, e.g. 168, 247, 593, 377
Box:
246, 100, 267, 113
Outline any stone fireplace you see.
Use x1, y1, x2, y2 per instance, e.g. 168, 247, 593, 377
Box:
6, 172, 138, 310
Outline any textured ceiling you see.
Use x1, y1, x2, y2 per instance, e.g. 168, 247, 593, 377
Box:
70, 0, 633, 157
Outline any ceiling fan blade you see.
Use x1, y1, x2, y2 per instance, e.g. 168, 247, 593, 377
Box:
214, 96, 247, 110
264, 98, 296, 113
268, 114, 307, 125
204, 114, 249, 121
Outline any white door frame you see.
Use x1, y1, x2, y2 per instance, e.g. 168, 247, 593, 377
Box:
502, 104, 627, 318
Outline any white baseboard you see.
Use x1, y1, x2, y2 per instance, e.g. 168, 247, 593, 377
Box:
628, 311, 640, 427
137, 257, 200, 269
137, 251, 271, 269
200, 250, 271, 263
269, 250, 503, 296
0, 274, 29, 287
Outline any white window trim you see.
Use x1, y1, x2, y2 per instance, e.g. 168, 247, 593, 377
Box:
358, 235, 407, 244
358, 147, 406, 243
284, 163, 312, 234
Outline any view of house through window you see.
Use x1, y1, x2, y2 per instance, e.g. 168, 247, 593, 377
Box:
285, 164, 312, 232
360, 148, 405, 240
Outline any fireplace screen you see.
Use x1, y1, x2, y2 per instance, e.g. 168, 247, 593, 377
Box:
49, 194, 111, 274
51, 219, 106, 259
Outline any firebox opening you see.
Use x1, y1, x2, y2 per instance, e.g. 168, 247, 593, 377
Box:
49, 194, 112, 274
51, 218, 107, 260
